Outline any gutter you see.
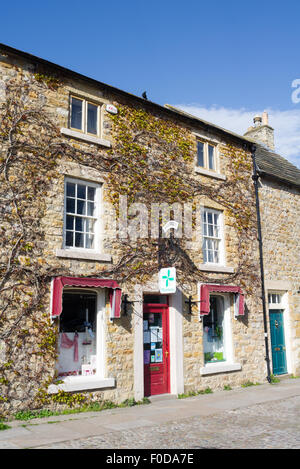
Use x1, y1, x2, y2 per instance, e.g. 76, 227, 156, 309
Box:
251, 145, 272, 383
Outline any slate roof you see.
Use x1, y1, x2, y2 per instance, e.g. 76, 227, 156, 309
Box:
165, 107, 300, 189
0, 43, 249, 149
1, 42, 300, 189
254, 143, 300, 189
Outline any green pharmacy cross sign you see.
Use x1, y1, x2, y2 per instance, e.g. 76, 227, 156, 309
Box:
159, 267, 176, 294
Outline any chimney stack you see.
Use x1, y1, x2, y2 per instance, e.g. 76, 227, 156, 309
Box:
244, 111, 275, 151
262, 111, 269, 126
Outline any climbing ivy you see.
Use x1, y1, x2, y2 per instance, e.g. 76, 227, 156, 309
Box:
103, 103, 260, 292
0, 67, 260, 417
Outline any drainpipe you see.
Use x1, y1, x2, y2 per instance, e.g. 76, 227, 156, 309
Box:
250, 144, 272, 383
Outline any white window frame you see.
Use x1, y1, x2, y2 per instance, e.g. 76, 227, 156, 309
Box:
193, 134, 226, 180
48, 288, 115, 393
69, 95, 102, 137
63, 177, 102, 253
201, 208, 225, 266
268, 292, 283, 307
196, 140, 218, 172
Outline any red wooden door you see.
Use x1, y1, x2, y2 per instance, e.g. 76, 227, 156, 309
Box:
143, 303, 170, 396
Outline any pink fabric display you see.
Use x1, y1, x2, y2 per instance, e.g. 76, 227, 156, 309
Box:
61, 332, 79, 362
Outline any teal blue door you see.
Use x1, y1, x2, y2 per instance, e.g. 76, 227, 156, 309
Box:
269, 310, 287, 375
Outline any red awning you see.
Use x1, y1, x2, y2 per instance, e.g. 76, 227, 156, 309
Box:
51, 276, 122, 319
199, 284, 245, 316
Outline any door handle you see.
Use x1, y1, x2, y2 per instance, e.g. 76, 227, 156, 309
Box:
165, 351, 169, 357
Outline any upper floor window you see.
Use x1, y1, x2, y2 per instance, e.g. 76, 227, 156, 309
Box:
202, 209, 223, 264
64, 178, 101, 250
197, 141, 217, 171
70, 96, 101, 137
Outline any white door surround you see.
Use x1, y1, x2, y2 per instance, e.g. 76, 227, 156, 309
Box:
133, 282, 184, 400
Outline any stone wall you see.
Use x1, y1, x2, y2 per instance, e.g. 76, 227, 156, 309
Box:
0, 48, 267, 415
259, 178, 300, 376
181, 288, 266, 394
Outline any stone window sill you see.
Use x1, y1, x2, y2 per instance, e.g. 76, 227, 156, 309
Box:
200, 363, 241, 376
195, 167, 226, 180
47, 376, 115, 393
199, 264, 234, 273
60, 128, 111, 148
56, 249, 111, 262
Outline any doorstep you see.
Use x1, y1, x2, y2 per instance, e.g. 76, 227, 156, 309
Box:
147, 394, 177, 402
275, 373, 293, 381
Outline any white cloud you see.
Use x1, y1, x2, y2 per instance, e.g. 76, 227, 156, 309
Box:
173, 105, 300, 169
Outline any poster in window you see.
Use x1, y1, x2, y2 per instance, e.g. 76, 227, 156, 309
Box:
82, 365, 93, 376
148, 313, 154, 324
143, 330, 151, 343
155, 349, 163, 362
144, 350, 150, 364
150, 326, 162, 342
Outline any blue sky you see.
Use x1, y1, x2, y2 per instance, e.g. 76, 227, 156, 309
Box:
1, 0, 300, 167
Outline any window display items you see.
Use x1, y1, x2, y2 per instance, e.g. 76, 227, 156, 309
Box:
148, 313, 154, 324
82, 307, 94, 345
143, 330, 151, 343
150, 326, 162, 342
155, 349, 163, 362
82, 364, 94, 376
143, 311, 164, 365
60, 332, 79, 361
203, 295, 225, 364
144, 350, 150, 364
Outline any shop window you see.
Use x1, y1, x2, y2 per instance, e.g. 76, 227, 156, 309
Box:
203, 295, 225, 363
57, 290, 98, 377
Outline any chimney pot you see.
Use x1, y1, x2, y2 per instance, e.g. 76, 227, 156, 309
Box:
253, 115, 262, 127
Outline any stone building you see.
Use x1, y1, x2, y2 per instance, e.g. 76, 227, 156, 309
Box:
0, 43, 292, 416
244, 113, 300, 378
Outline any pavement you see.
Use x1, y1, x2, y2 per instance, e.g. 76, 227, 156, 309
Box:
1, 377, 300, 449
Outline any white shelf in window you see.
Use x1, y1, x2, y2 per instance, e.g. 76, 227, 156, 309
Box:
48, 376, 115, 393
200, 363, 241, 375
61, 128, 111, 148
195, 167, 226, 180
56, 249, 111, 262
199, 264, 234, 273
